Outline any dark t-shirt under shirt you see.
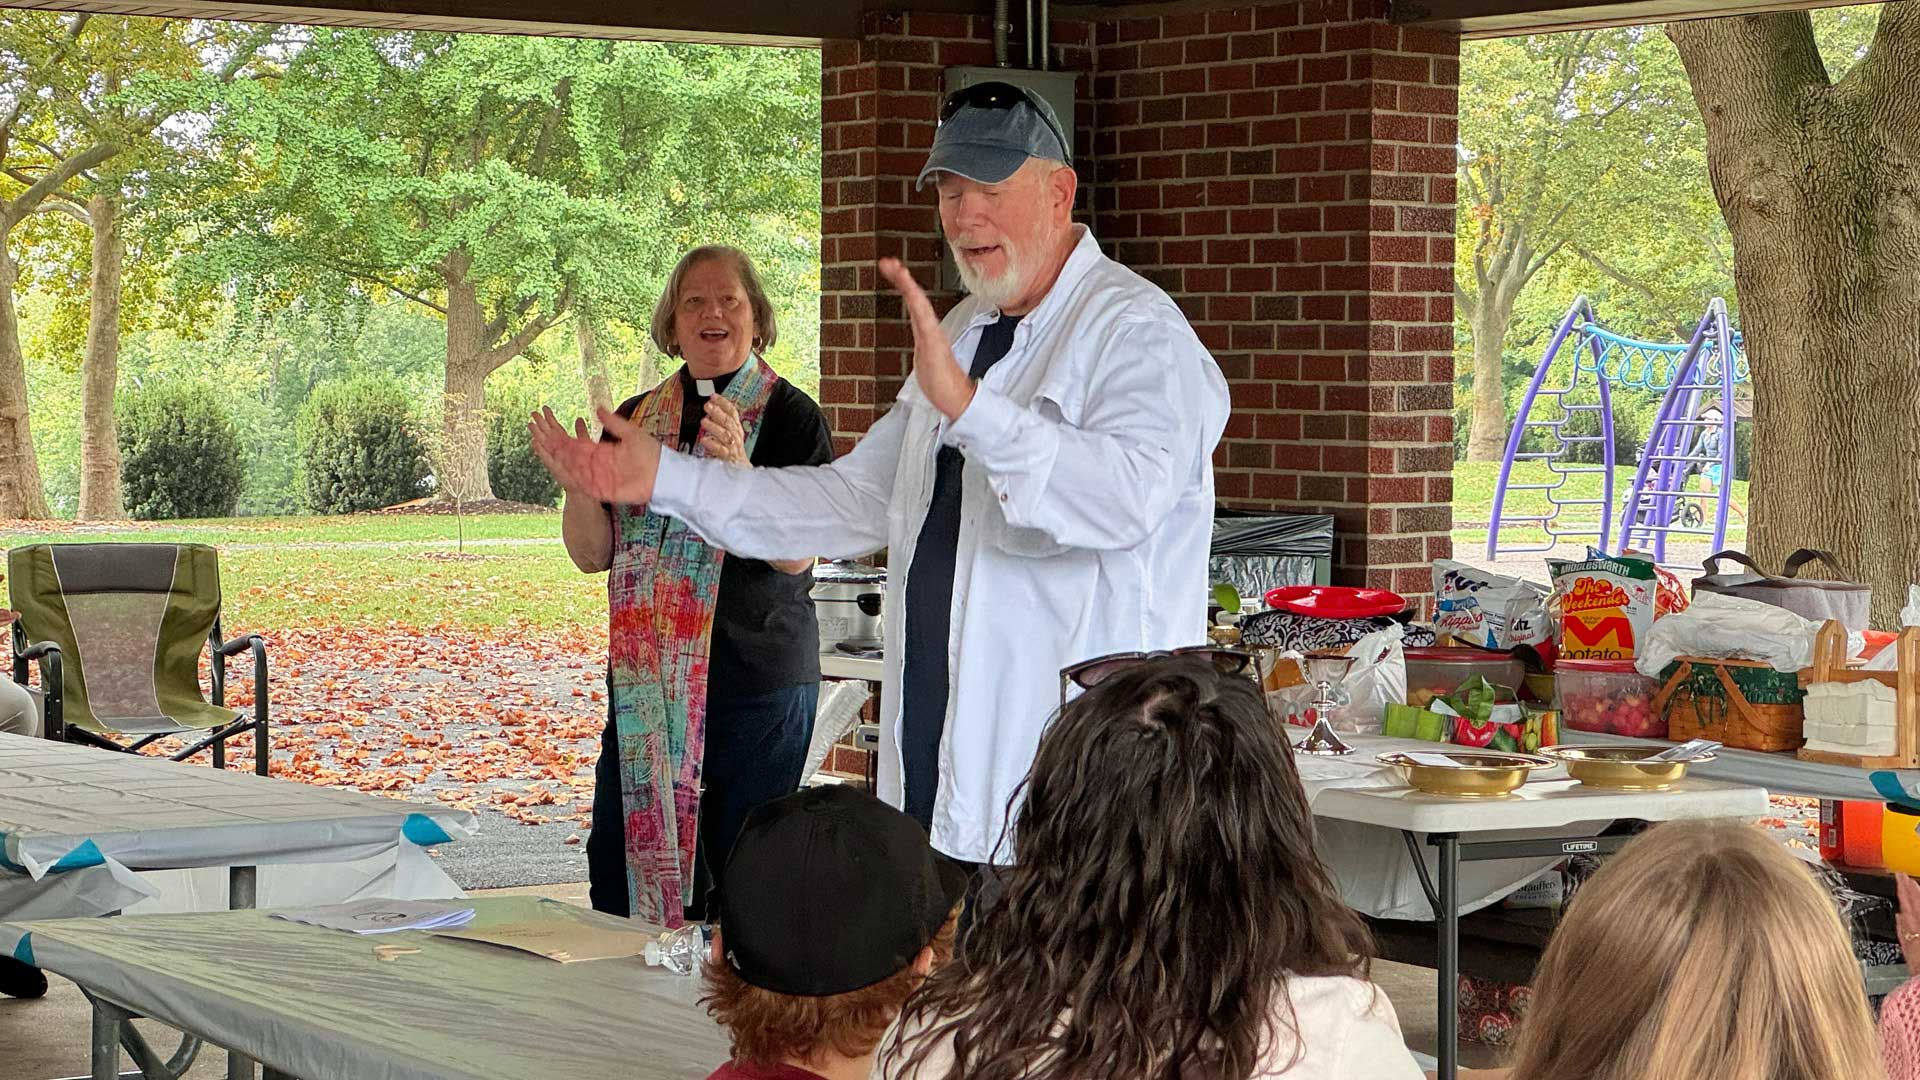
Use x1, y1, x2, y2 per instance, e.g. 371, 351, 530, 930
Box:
612, 365, 834, 702
898, 313, 1022, 827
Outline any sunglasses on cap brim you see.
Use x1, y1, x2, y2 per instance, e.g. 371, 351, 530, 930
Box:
938, 81, 1072, 161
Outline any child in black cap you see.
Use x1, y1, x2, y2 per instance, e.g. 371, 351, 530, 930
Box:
701, 784, 968, 1080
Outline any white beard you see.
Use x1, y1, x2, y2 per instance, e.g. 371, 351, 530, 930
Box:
951, 237, 1027, 310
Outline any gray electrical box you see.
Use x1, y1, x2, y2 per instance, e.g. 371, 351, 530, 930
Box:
938, 66, 1081, 294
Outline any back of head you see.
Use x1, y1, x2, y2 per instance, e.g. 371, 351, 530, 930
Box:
891, 656, 1371, 1080
1508, 821, 1884, 1080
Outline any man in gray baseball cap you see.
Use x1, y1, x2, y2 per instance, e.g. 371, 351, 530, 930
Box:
530, 77, 1229, 881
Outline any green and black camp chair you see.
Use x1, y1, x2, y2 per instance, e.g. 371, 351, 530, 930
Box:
7, 543, 269, 774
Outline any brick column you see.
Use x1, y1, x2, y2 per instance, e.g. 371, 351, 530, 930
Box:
1089, 0, 1458, 593
820, 0, 1457, 595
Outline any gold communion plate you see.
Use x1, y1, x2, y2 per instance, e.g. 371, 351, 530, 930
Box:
1375, 750, 1556, 798
1540, 744, 1713, 791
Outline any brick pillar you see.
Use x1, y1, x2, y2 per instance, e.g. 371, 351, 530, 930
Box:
820, 1, 1456, 596
1090, 0, 1459, 594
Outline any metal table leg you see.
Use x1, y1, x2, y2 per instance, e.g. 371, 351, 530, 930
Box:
227, 866, 258, 1080
1434, 833, 1460, 1080
91, 999, 131, 1080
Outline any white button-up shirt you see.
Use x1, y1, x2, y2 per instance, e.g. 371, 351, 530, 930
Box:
650, 226, 1230, 862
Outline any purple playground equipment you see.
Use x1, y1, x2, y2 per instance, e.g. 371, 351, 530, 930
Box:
1486, 297, 1746, 566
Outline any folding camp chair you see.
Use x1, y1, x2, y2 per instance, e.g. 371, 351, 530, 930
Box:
7, 543, 270, 774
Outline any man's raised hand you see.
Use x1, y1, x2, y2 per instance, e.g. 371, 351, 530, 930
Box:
879, 257, 974, 420
528, 406, 662, 506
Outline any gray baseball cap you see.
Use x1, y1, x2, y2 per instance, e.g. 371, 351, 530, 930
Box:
916, 81, 1072, 191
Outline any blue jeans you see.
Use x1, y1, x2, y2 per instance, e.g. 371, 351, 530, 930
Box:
588, 681, 818, 920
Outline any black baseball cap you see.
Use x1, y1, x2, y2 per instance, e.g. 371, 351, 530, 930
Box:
916, 80, 1072, 191
716, 785, 970, 997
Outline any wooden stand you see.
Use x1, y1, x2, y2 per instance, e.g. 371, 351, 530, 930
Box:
1796, 622, 1920, 770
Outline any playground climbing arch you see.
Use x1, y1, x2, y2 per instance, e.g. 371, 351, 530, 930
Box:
1486, 297, 1747, 567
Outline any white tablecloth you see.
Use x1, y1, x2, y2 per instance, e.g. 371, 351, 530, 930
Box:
0, 733, 475, 920
1299, 735, 1769, 920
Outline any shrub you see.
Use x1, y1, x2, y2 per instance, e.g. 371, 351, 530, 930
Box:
296, 376, 430, 514
486, 393, 560, 507
118, 382, 246, 520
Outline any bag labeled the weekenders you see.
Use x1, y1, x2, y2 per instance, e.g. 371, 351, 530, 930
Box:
1550, 553, 1658, 661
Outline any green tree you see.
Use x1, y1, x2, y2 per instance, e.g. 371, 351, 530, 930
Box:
184, 31, 820, 501
1667, 4, 1920, 625
0, 13, 277, 520
1456, 28, 1720, 461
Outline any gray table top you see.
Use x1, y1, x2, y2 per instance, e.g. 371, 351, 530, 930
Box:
1, 896, 730, 1080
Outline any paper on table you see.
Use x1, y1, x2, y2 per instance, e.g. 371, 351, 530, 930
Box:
271, 898, 476, 935
431, 916, 658, 963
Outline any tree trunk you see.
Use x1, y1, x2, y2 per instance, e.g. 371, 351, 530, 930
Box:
78, 192, 124, 521
1671, 8, 1920, 627
577, 317, 611, 434
1464, 288, 1518, 462
0, 237, 50, 520
441, 268, 495, 502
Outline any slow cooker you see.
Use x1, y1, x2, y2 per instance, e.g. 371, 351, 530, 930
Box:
811, 559, 885, 654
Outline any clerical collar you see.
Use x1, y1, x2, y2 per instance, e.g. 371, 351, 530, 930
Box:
681, 365, 742, 399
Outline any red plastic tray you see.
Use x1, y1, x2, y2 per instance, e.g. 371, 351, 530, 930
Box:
1262, 585, 1407, 619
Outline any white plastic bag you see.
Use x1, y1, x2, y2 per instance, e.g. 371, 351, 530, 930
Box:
1267, 626, 1405, 734
1863, 585, 1920, 672
1634, 591, 1857, 676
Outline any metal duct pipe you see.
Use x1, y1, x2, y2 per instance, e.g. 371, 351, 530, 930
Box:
1038, 0, 1050, 70
994, 0, 1009, 66
1024, 0, 1034, 68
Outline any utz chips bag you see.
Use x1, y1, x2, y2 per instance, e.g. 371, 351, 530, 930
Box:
1550, 553, 1658, 660
1433, 560, 1553, 653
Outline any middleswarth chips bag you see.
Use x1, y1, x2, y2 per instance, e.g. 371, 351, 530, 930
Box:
1549, 554, 1659, 661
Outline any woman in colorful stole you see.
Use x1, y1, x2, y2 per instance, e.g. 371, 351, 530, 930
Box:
558, 245, 833, 926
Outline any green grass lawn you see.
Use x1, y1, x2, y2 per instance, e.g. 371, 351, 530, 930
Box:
1, 511, 604, 631
1450, 460, 1750, 548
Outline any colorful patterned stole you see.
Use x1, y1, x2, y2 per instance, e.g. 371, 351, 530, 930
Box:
607, 356, 780, 925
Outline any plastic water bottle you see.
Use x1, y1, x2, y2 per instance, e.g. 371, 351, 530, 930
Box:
643, 923, 710, 975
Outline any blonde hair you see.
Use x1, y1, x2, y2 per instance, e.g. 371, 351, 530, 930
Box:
649, 245, 778, 357
1507, 821, 1884, 1080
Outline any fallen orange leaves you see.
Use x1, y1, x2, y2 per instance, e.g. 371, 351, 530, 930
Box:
141, 621, 612, 834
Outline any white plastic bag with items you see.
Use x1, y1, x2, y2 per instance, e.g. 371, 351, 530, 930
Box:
1863, 585, 1920, 672
1266, 626, 1406, 734
1633, 591, 1860, 676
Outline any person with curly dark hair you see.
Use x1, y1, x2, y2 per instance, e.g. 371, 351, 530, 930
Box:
877, 654, 1422, 1080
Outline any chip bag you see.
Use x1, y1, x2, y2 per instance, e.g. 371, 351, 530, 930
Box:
1597, 547, 1690, 619
1550, 554, 1658, 661
1433, 560, 1553, 655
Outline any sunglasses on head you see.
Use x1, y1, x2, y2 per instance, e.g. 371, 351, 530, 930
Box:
1058, 646, 1266, 711
938, 81, 1072, 161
